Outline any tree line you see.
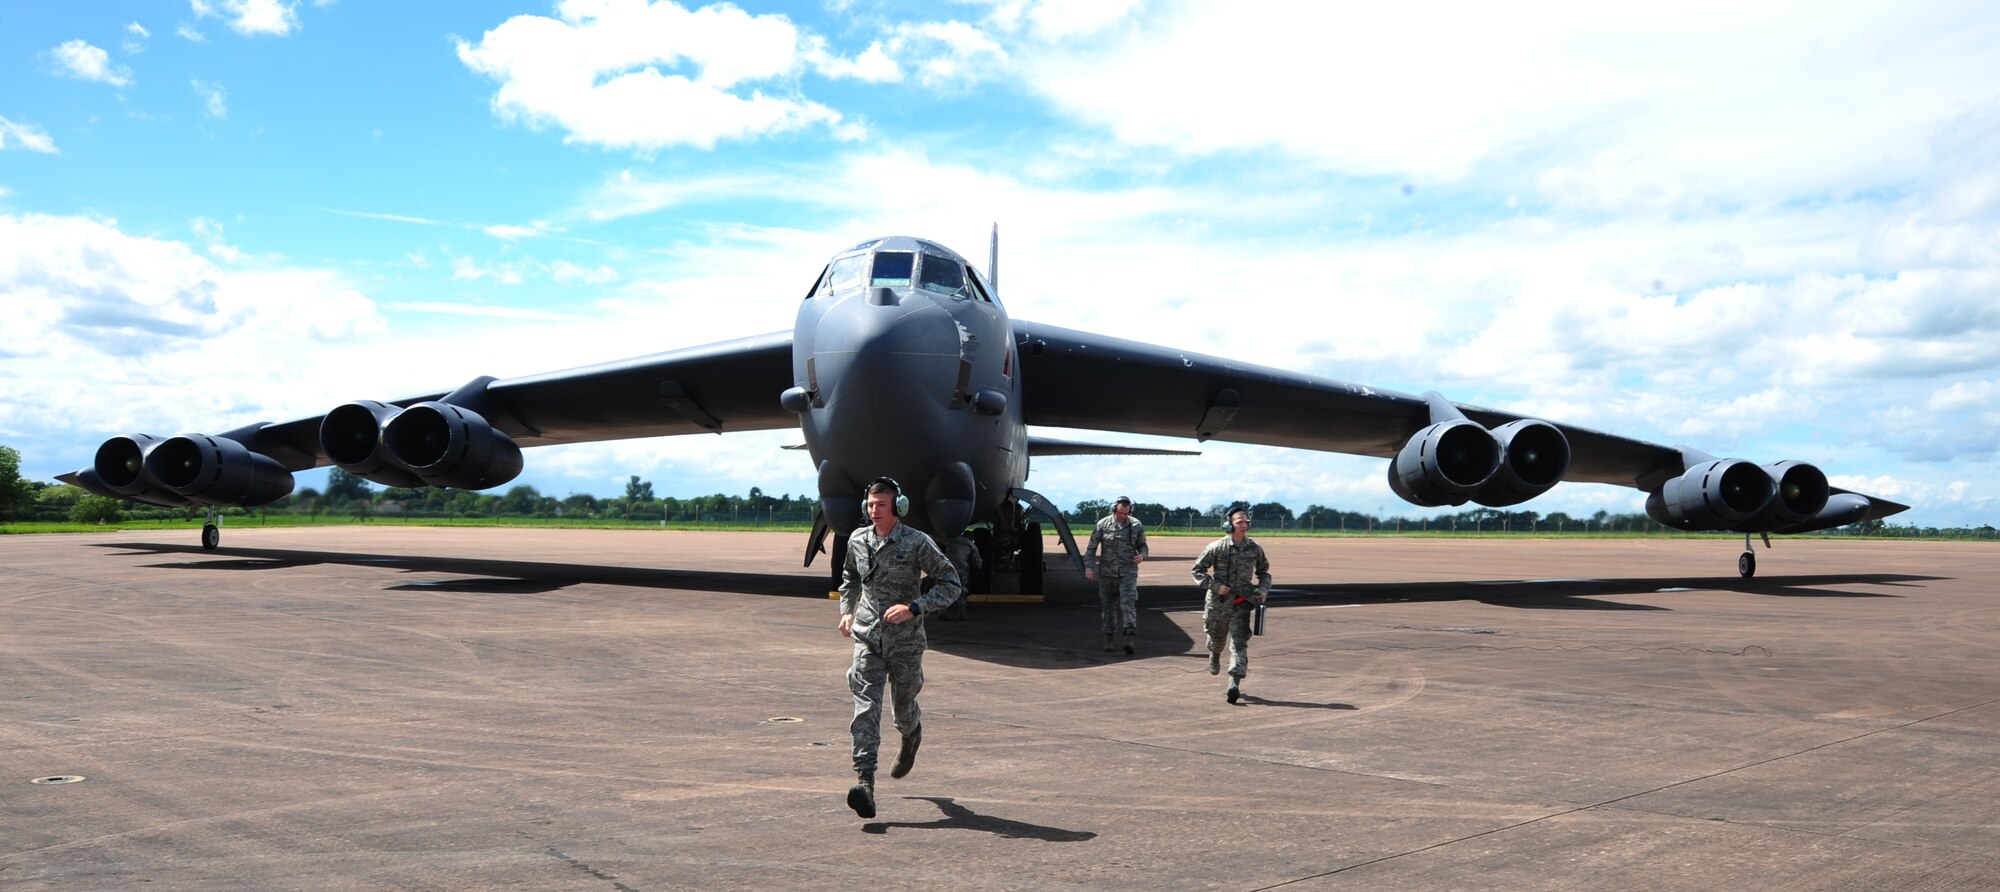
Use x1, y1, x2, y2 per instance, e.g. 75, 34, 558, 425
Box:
3, 446, 1992, 539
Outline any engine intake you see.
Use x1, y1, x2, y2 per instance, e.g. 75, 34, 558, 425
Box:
1473, 419, 1571, 508
1752, 460, 1829, 528
381, 401, 523, 490
1387, 420, 1500, 507
320, 401, 428, 488
86, 434, 192, 506
1645, 459, 1776, 531
144, 434, 295, 506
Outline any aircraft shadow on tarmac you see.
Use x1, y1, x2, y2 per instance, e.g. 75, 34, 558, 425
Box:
99, 541, 832, 599
861, 796, 1096, 841
1262, 574, 1939, 610
92, 542, 1942, 672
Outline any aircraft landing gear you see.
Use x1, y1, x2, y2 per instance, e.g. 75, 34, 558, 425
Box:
1737, 531, 1771, 578
201, 507, 221, 551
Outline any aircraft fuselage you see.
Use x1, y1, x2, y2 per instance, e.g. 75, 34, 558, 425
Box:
788, 236, 1026, 538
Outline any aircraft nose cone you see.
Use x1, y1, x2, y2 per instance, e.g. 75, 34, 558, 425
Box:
814, 296, 960, 410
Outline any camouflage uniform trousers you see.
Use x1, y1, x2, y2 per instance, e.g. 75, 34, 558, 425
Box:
1097, 571, 1140, 637
848, 632, 925, 775
1203, 597, 1256, 678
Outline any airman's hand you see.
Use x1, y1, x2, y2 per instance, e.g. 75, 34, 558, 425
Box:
883, 604, 914, 624
838, 614, 854, 637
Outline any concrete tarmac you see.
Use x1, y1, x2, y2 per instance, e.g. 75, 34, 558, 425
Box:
2, 527, 1996, 890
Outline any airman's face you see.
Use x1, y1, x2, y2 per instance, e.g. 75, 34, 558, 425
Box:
1113, 502, 1131, 520
865, 491, 897, 525
1230, 513, 1252, 534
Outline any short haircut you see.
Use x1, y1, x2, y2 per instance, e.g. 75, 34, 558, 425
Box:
866, 480, 899, 498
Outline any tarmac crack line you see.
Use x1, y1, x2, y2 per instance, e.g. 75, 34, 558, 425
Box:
1243, 695, 2000, 889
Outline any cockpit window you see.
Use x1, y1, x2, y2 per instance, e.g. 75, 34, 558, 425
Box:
828, 253, 868, 294
918, 253, 965, 296
967, 267, 995, 305
871, 251, 914, 287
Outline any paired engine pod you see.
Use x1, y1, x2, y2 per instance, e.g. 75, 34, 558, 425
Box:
381, 401, 523, 490
88, 434, 192, 506
1473, 419, 1571, 508
1645, 459, 1776, 531
1387, 420, 1501, 508
143, 434, 295, 506
1757, 460, 1830, 528
320, 400, 427, 488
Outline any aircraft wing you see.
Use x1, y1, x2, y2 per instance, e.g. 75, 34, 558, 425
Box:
1011, 320, 1907, 525
205, 331, 798, 474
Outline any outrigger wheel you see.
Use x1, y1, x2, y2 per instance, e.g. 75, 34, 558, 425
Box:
1738, 551, 1756, 578
202, 523, 220, 551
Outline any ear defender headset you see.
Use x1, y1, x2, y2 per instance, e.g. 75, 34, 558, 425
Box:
871, 477, 910, 517
1224, 504, 1249, 531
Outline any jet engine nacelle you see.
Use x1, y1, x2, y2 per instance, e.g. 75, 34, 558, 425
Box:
85, 434, 193, 507
1736, 460, 1830, 531
1645, 459, 1776, 531
143, 434, 295, 506
380, 401, 523, 490
320, 400, 428, 488
1472, 419, 1571, 508
1387, 420, 1501, 508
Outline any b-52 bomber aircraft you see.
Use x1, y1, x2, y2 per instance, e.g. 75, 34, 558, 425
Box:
61, 233, 1908, 587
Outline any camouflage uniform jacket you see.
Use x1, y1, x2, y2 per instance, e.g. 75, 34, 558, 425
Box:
944, 535, 983, 581
1085, 515, 1149, 577
1191, 535, 1271, 606
840, 522, 963, 645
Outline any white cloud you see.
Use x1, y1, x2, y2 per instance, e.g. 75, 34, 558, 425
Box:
1017, 0, 2000, 203
177, 24, 210, 43
803, 37, 900, 83
0, 212, 406, 466
551, 260, 619, 284
980, 0, 1147, 41
189, 217, 243, 263
50, 40, 134, 87
456, 0, 846, 151
0, 116, 59, 153
124, 21, 151, 54
878, 21, 1009, 89
383, 301, 587, 323
192, 79, 228, 119
190, 0, 301, 37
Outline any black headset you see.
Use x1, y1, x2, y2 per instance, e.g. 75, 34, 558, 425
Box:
870, 477, 910, 517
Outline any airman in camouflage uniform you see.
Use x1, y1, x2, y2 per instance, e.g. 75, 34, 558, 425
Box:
941, 530, 982, 620
1190, 506, 1271, 704
838, 480, 963, 818
1084, 496, 1149, 654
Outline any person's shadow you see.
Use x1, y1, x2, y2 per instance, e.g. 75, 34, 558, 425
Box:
862, 796, 1095, 840
1237, 695, 1357, 710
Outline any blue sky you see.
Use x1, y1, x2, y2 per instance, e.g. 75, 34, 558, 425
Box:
3, 0, 1996, 528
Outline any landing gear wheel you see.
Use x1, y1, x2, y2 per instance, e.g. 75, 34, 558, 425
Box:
201, 523, 220, 551
1737, 551, 1756, 578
